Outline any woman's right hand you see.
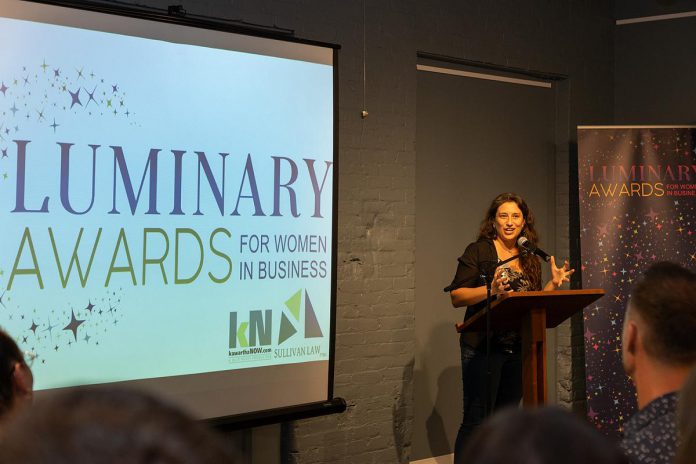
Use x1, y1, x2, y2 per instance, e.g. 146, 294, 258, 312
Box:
450, 267, 511, 307
491, 268, 511, 296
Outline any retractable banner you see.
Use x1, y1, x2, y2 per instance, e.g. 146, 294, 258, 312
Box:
578, 126, 696, 436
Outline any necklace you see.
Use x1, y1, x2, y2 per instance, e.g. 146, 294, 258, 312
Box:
495, 238, 517, 255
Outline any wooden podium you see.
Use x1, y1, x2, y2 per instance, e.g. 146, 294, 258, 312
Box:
456, 289, 604, 406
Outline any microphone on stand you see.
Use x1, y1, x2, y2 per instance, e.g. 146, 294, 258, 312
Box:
517, 236, 551, 262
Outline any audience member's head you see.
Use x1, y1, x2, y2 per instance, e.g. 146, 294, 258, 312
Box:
0, 328, 33, 421
676, 367, 696, 464
464, 406, 628, 464
0, 387, 235, 464
622, 261, 696, 408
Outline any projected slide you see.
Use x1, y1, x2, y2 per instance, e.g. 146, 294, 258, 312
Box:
0, 4, 334, 394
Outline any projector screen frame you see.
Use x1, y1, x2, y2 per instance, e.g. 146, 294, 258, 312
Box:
12, 0, 343, 427
25, 0, 340, 49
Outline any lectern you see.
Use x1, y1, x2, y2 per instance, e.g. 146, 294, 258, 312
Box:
456, 289, 604, 406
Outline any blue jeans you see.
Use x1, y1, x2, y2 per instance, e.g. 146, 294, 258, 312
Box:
453, 334, 522, 463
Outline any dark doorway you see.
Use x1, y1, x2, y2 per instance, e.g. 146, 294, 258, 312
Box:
413, 62, 558, 461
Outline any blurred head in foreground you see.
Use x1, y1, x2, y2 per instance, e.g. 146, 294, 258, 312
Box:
464, 406, 628, 464
0, 387, 235, 464
0, 328, 33, 422
622, 261, 696, 408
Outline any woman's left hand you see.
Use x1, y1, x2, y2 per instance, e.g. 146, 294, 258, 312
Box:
549, 256, 574, 289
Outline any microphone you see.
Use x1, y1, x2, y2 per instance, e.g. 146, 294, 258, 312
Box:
517, 236, 551, 262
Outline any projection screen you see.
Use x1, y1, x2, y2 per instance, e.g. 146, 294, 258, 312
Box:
0, 0, 337, 421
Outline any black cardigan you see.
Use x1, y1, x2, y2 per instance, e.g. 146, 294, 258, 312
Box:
448, 238, 499, 321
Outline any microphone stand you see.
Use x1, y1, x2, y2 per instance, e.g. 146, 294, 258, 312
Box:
481, 253, 522, 418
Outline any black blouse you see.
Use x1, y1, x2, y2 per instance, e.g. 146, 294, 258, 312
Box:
449, 238, 538, 349
448, 239, 499, 321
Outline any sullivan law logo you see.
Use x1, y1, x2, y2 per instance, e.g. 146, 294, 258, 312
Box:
228, 289, 324, 362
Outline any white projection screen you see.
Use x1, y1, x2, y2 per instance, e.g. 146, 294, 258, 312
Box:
0, 0, 338, 422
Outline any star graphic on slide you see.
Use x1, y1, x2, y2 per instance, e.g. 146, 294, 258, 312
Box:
69, 88, 82, 108
85, 301, 95, 312
86, 85, 98, 106
9, 103, 18, 116
63, 309, 85, 341
29, 320, 39, 334
44, 317, 57, 338
0, 82, 7, 95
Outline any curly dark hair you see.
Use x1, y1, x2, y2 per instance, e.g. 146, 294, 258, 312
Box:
477, 192, 542, 290
0, 328, 25, 419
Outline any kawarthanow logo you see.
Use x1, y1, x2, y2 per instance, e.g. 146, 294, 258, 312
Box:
228, 289, 323, 355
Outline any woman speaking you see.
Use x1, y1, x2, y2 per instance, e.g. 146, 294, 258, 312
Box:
448, 192, 573, 463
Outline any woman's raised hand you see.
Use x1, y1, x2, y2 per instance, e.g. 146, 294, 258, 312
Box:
549, 256, 575, 289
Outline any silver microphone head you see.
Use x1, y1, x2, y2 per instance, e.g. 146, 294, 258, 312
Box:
517, 236, 530, 249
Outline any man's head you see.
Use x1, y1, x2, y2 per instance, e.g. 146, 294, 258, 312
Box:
0, 328, 33, 420
622, 262, 696, 382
